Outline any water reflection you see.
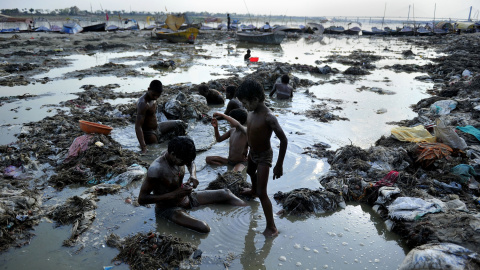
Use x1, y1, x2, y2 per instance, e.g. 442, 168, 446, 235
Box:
241, 202, 274, 270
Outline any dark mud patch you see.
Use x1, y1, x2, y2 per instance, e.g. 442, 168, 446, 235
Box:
274, 188, 344, 216
48, 195, 96, 246
109, 232, 197, 270
304, 102, 348, 123
206, 171, 252, 200
63, 62, 143, 79
302, 142, 333, 159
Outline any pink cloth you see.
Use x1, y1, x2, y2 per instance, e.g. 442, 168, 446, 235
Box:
65, 135, 93, 162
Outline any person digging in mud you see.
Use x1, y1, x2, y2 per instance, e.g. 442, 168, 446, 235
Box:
198, 83, 225, 105
135, 80, 188, 153
269, 74, 293, 99
244, 49, 251, 61
236, 79, 288, 237
224, 85, 243, 116
138, 136, 247, 233
206, 109, 249, 172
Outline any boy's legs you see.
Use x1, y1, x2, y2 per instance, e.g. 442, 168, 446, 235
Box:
243, 156, 258, 197
196, 189, 247, 206
256, 164, 278, 237
160, 207, 210, 233
206, 156, 228, 165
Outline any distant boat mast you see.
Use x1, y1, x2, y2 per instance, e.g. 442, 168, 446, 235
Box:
381, 2, 386, 28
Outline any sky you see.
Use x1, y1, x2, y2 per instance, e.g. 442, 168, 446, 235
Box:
2, 0, 479, 20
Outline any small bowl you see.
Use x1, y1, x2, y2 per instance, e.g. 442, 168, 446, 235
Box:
249, 57, 259, 62
79, 120, 113, 135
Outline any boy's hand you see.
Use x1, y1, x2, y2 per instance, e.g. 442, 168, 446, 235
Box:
273, 165, 283, 180
186, 177, 199, 188
211, 118, 218, 128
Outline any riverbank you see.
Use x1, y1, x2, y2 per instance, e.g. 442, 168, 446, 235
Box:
1, 30, 479, 269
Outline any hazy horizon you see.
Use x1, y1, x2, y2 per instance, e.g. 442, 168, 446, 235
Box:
2, 0, 479, 20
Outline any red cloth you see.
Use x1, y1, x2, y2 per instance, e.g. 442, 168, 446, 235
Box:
65, 135, 93, 162
374, 170, 399, 187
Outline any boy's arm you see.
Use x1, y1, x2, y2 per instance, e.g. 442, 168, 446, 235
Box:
211, 118, 231, 142
186, 162, 199, 188
138, 176, 192, 206
269, 84, 277, 97
213, 112, 246, 134
266, 113, 288, 180
135, 102, 148, 153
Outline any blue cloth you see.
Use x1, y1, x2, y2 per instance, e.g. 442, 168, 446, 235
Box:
456, 125, 480, 141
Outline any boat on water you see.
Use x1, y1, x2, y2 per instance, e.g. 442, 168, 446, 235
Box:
82, 23, 106, 32
61, 23, 83, 34
236, 30, 286, 45
306, 23, 325, 34
154, 14, 199, 43
324, 26, 345, 34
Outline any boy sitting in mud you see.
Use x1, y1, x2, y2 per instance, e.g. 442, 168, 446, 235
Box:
236, 79, 288, 237
135, 79, 187, 153
206, 109, 249, 172
198, 83, 225, 105
244, 49, 251, 61
269, 74, 293, 99
138, 136, 246, 233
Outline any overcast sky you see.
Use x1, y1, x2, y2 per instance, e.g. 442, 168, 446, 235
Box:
2, 0, 479, 20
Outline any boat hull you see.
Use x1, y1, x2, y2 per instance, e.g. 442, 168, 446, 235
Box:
155, 28, 199, 44
236, 32, 286, 45
83, 23, 106, 32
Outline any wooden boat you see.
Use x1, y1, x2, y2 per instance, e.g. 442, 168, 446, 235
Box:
82, 23, 106, 32
362, 27, 387, 35
415, 27, 432, 36
345, 26, 361, 35
155, 27, 199, 44
397, 26, 414, 36
236, 31, 286, 45
324, 26, 345, 34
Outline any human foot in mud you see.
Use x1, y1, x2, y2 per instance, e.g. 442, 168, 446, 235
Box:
240, 187, 258, 198
263, 227, 279, 238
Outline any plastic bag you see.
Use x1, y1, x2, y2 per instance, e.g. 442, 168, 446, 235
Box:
434, 118, 467, 150
398, 243, 480, 270
391, 125, 436, 143
430, 100, 457, 115
387, 197, 443, 221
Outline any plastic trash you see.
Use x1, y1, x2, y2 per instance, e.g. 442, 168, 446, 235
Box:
434, 118, 467, 150
451, 164, 477, 184
456, 125, 480, 142
391, 125, 436, 143
430, 100, 457, 115
4, 165, 23, 178
387, 197, 443, 221
433, 179, 462, 194
398, 243, 480, 270
462, 69, 471, 77
103, 266, 114, 270
104, 164, 147, 186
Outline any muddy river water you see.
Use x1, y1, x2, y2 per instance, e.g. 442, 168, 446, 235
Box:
0, 34, 439, 269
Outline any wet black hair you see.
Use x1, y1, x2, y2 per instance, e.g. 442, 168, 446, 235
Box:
226, 85, 237, 98
229, 108, 248, 125
168, 136, 196, 163
236, 79, 265, 102
281, 74, 290, 84
198, 84, 209, 95
149, 80, 163, 94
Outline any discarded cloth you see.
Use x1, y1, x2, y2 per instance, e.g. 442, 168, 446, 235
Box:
391, 125, 436, 143
104, 164, 147, 186
398, 243, 480, 270
374, 170, 399, 187
387, 197, 443, 221
65, 134, 93, 162
415, 142, 453, 168
433, 179, 462, 194
456, 125, 480, 142
451, 164, 477, 184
